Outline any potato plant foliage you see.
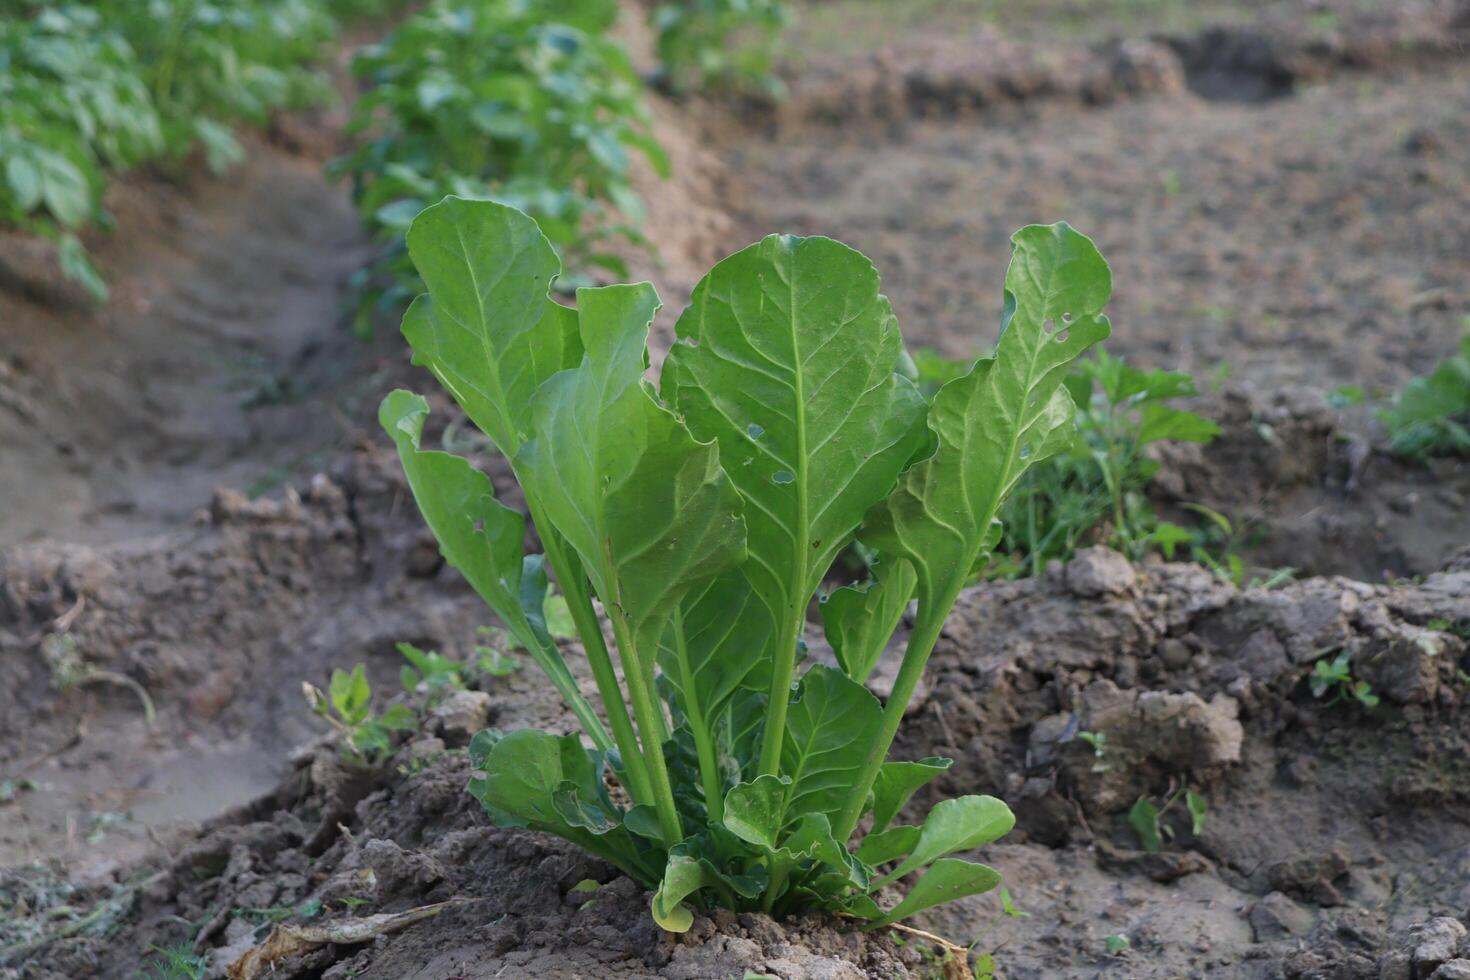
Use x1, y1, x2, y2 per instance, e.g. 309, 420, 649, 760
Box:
381, 197, 1112, 930
333, 0, 667, 333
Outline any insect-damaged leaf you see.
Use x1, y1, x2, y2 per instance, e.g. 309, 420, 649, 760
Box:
863, 222, 1112, 612
401, 197, 582, 456
663, 234, 928, 636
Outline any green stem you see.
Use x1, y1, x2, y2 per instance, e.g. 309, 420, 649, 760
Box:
608, 612, 684, 847
833, 588, 957, 843
670, 607, 725, 824
762, 860, 790, 913
542, 529, 655, 807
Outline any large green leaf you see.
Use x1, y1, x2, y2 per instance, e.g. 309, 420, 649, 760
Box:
378, 390, 609, 748
873, 795, 1015, 887
516, 282, 746, 654
467, 729, 647, 877
662, 233, 928, 653
401, 197, 582, 455
862, 223, 1112, 610
820, 556, 916, 684
868, 858, 1002, 928
780, 665, 882, 822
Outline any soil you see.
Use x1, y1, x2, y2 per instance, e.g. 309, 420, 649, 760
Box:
4, 1, 1470, 978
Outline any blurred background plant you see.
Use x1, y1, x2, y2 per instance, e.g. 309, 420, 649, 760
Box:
648, 0, 791, 99
331, 0, 670, 335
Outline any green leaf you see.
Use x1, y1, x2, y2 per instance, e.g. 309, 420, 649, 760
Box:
1185, 790, 1207, 836
57, 235, 109, 302
664, 235, 927, 608
379, 704, 418, 732
6, 155, 43, 212
468, 729, 645, 875
329, 665, 371, 725
874, 795, 1015, 886
38, 153, 91, 228
662, 233, 928, 683
821, 557, 916, 684
517, 281, 746, 654
1137, 404, 1220, 445
722, 773, 788, 851
1127, 798, 1162, 852
651, 851, 711, 933
863, 223, 1112, 611
658, 569, 774, 745
401, 198, 583, 456
870, 757, 952, 834
379, 389, 609, 749
867, 858, 1002, 928
780, 665, 882, 822
855, 825, 920, 867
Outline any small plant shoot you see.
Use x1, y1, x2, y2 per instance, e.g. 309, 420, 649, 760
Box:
381, 197, 1113, 930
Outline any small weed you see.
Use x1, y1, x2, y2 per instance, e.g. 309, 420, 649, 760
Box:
1380, 335, 1470, 459
1310, 650, 1380, 708
0, 778, 35, 803
1127, 786, 1206, 852
397, 642, 468, 703
1104, 933, 1132, 955
139, 943, 207, 980
991, 348, 1221, 576
303, 664, 417, 766
40, 632, 155, 724
1076, 731, 1109, 773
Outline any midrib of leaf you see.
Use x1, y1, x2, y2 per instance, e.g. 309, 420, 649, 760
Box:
452, 222, 517, 452
757, 261, 811, 779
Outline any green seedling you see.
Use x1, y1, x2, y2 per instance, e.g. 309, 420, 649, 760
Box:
381, 197, 1114, 931
140, 943, 207, 980
1310, 650, 1380, 708
1104, 933, 1132, 955
473, 636, 522, 678
1076, 730, 1109, 773
304, 664, 417, 765
0, 778, 36, 803
397, 642, 468, 701
1380, 335, 1470, 459
39, 631, 156, 724
1127, 786, 1206, 852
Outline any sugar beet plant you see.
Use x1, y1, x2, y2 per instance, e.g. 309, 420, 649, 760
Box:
380, 197, 1112, 930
